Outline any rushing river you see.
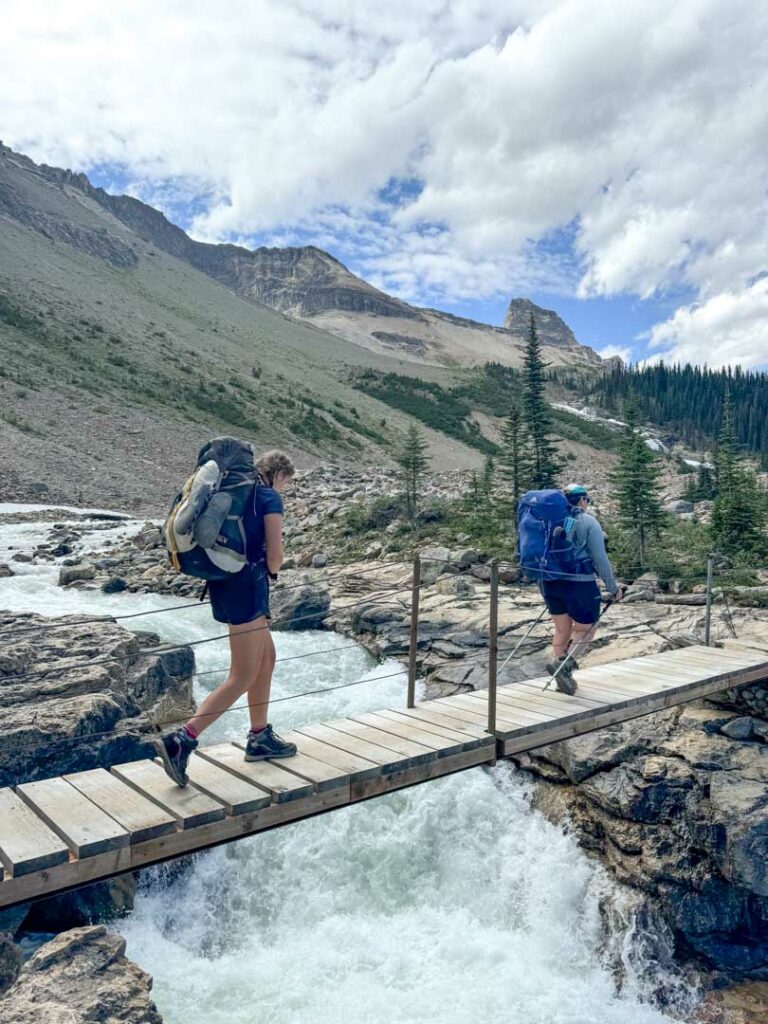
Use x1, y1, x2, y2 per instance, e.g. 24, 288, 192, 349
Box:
1, 506, 694, 1024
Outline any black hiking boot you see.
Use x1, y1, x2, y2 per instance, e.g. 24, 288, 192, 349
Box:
546, 659, 578, 696
156, 728, 198, 787
244, 724, 298, 761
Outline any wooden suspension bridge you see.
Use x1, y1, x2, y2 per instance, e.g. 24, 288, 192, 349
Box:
2, 642, 767, 910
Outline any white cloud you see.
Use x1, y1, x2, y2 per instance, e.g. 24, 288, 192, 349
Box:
0, 0, 767, 363
597, 344, 633, 364
646, 278, 768, 369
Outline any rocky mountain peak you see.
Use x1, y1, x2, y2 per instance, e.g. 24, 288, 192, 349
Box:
504, 297, 578, 350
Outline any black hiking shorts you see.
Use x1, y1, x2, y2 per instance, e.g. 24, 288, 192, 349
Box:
540, 578, 601, 625
209, 564, 271, 625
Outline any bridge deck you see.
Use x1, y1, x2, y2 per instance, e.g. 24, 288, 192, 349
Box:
2, 644, 767, 909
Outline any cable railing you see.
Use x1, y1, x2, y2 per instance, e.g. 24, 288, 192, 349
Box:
1, 548, 757, 770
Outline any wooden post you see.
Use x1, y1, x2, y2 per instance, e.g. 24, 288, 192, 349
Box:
488, 559, 499, 735
704, 555, 714, 647
407, 555, 421, 708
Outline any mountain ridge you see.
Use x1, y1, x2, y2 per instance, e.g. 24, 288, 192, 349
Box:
4, 142, 603, 370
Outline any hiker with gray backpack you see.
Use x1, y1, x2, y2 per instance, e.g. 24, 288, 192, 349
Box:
517, 484, 622, 695
157, 437, 298, 786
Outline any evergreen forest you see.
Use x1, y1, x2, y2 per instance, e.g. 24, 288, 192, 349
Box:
583, 362, 768, 468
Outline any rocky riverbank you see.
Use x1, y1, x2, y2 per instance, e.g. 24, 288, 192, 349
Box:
0, 561, 195, 1021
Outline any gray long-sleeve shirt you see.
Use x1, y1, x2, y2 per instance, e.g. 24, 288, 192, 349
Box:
569, 510, 618, 594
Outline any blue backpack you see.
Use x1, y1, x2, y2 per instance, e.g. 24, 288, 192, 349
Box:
516, 489, 593, 581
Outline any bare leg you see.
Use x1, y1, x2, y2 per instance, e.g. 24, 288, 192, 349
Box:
551, 613, 573, 659
569, 622, 597, 663
246, 630, 276, 733
186, 617, 271, 737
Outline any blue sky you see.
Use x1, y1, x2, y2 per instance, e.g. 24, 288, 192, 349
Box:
4, 1, 766, 370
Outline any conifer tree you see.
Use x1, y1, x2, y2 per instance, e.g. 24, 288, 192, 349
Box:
498, 403, 529, 507
396, 424, 430, 525
711, 391, 767, 555
609, 400, 666, 567
521, 311, 560, 487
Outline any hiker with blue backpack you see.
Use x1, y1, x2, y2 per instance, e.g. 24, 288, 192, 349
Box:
157, 437, 298, 786
517, 484, 622, 695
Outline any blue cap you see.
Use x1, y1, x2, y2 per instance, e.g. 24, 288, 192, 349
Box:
564, 484, 589, 505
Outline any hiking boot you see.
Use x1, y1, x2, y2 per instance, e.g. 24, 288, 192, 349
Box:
156, 728, 198, 787
244, 724, 298, 761
546, 659, 578, 696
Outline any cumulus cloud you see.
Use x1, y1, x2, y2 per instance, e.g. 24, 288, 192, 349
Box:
647, 278, 768, 369
1, 0, 767, 362
597, 344, 633, 364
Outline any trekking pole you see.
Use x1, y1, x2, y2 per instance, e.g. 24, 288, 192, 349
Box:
542, 590, 622, 691
497, 605, 549, 675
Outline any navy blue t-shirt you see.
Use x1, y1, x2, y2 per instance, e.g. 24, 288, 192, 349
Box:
243, 485, 283, 564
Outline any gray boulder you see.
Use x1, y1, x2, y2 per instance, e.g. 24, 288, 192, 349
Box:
58, 564, 96, 586
271, 580, 330, 630
0, 926, 163, 1024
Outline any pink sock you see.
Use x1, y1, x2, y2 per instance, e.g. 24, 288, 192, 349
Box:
182, 723, 198, 741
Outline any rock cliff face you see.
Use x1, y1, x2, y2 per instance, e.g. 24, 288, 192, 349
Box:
0, 611, 195, 787
516, 669, 768, 986
504, 297, 579, 349
0, 926, 163, 1023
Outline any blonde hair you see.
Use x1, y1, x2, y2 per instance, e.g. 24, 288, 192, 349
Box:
256, 450, 295, 486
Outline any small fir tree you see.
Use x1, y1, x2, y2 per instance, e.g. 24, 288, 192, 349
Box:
609, 400, 666, 568
396, 424, 430, 525
521, 310, 560, 487
711, 391, 767, 555
498, 403, 530, 506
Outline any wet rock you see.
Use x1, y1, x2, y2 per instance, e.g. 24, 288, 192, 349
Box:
721, 717, 757, 741
11, 552, 33, 563
0, 932, 21, 995
0, 564, 15, 577
24, 877, 137, 932
58, 563, 96, 586
0, 925, 163, 1024
271, 579, 330, 630
102, 576, 128, 594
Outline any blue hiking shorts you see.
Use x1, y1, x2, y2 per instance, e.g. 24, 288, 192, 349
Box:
540, 579, 601, 625
208, 564, 271, 625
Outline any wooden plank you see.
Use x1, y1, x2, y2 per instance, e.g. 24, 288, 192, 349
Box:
350, 711, 466, 756
281, 733, 381, 781
466, 687, 600, 726
196, 744, 315, 803
367, 709, 487, 751
0, 788, 70, 877
420, 698, 505, 730
230, 738, 351, 792
394, 704, 491, 739
0, 787, 349, 910
322, 718, 438, 765
16, 777, 130, 858
442, 692, 555, 726
295, 723, 407, 773
111, 761, 226, 828
64, 768, 177, 844
500, 662, 768, 756
185, 754, 272, 814
505, 681, 608, 710
350, 745, 494, 802
485, 685, 604, 716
